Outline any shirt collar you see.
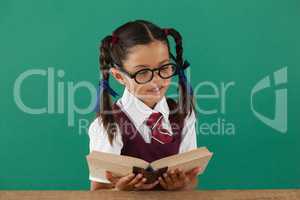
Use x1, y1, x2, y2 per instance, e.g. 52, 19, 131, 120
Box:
119, 87, 170, 128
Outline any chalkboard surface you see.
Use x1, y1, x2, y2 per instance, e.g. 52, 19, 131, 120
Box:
0, 0, 299, 190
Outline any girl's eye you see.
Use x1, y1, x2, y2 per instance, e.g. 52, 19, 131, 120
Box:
159, 64, 177, 78
135, 69, 153, 83
137, 70, 149, 75
160, 66, 169, 71
136, 69, 152, 78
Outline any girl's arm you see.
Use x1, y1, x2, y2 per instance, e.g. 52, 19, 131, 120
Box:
90, 181, 114, 191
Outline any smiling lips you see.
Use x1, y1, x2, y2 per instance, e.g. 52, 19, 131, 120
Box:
147, 86, 163, 94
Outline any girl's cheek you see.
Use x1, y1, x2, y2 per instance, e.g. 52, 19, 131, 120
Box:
132, 84, 149, 97
162, 79, 171, 89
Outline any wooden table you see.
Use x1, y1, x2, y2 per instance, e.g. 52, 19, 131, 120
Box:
0, 190, 299, 200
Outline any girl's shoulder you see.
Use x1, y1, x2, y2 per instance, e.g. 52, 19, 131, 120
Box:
88, 116, 122, 139
88, 116, 123, 153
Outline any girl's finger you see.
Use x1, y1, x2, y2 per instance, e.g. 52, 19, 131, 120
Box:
186, 167, 201, 175
118, 173, 135, 186
177, 169, 186, 181
163, 172, 173, 186
186, 167, 202, 180
139, 180, 159, 190
168, 170, 179, 183
105, 171, 119, 184
134, 177, 147, 188
158, 177, 168, 189
107, 171, 122, 178
128, 173, 143, 186
194, 166, 202, 174
192, 167, 202, 176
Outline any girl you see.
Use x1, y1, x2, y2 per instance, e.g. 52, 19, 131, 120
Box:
89, 20, 201, 191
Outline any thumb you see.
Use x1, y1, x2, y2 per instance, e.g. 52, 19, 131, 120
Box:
186, 167, 202, 179
105, 171, 118, 184
105, 171, 112, 178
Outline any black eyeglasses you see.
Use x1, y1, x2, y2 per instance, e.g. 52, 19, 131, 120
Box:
115, 63, 178, 84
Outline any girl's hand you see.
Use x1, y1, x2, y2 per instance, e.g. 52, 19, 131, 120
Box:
158, 167, 202, 190
105, 171, 159, 191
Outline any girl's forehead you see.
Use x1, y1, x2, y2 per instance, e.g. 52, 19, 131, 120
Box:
124, 41, 170, 68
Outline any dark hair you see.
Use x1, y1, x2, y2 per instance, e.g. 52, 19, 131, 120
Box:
97, 19, 195, 145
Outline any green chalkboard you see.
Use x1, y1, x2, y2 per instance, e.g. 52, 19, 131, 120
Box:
0, 0, 299, 190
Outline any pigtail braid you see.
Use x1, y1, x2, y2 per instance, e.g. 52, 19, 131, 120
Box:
165, 28, 195, 118
98, 35, 118, 145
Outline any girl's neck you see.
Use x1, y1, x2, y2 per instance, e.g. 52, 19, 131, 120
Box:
128, 88, 159, 109
141, 99, 157, 109
145, 101, 157, 109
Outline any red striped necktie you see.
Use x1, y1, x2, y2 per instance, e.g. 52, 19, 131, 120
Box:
146, 112, 173, 144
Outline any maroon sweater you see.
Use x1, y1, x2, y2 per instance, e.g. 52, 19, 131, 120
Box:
112, 98, 184, 190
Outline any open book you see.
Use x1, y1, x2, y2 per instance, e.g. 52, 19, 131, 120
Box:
86, 147, 213, 184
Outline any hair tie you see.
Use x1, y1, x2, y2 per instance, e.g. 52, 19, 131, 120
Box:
163, 28, 170, 36
177, 60, 193, 95
93, 79, 119, 112
111, 33, 119, 45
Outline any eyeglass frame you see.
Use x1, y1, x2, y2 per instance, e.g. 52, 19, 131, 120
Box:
113, 62, 179, 84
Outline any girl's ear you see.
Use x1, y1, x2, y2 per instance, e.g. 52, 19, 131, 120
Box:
110, 68, 126, 85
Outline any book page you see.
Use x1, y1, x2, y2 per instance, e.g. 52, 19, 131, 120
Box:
150, 147, 213, 175
87, 151, 149, 178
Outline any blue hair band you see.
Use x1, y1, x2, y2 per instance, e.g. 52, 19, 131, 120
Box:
94, 79, 119, 112
178, 60, 193, 95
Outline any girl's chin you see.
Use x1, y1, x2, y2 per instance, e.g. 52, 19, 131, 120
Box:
140, 91, 164, 104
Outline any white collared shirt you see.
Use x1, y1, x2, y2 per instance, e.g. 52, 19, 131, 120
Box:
88, 87, 197, 183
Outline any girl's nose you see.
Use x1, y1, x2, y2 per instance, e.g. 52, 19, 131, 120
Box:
152, 71, 162, 82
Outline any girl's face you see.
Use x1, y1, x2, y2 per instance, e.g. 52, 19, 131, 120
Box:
111, 41, 171, 108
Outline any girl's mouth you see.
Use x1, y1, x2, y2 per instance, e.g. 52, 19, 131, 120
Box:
147, 86, 163, 94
